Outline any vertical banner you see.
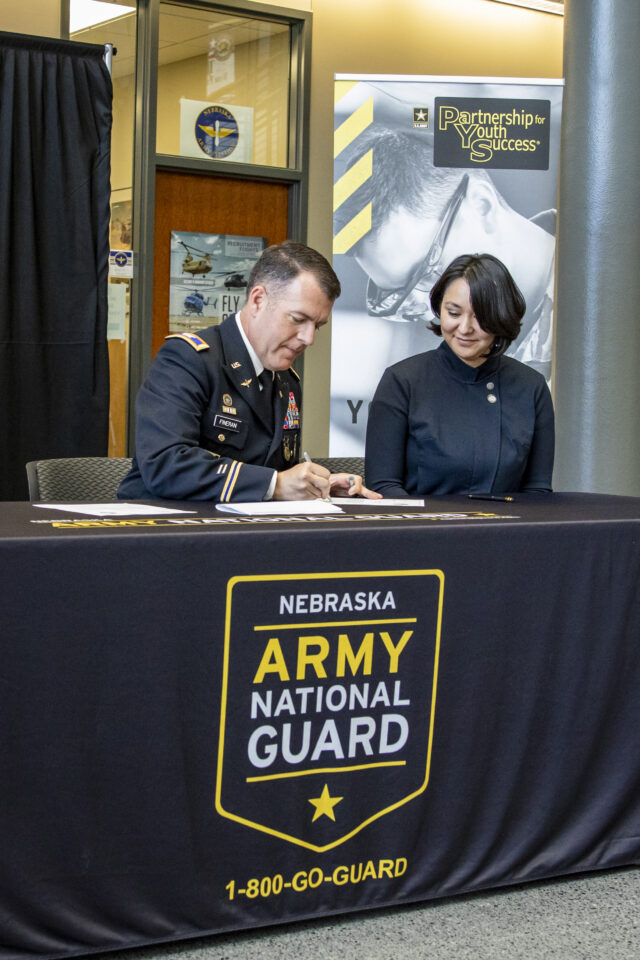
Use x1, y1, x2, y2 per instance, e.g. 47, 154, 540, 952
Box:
331, 76, 563, 455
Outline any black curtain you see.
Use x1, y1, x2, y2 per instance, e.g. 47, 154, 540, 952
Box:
0, 32, 112, 500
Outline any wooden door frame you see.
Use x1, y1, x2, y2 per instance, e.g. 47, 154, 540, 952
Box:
127, 0, 312, 452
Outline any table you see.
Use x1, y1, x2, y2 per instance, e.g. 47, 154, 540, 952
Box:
1, 494, 639, 959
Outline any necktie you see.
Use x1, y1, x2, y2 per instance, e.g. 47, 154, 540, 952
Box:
259, 370, 274, 428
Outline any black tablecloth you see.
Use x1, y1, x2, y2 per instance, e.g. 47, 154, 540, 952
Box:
1, 494, 639, 958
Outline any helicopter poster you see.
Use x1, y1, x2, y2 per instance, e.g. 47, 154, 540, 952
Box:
169, 231, 266, 333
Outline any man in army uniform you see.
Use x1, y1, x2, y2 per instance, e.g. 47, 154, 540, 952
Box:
119, 241, 378, 503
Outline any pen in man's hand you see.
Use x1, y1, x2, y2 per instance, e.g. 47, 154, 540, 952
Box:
302, 451, 331, 501
467, 494, 514, 503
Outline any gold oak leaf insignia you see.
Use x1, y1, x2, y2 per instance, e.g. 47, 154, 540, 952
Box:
308, 784, 343, 823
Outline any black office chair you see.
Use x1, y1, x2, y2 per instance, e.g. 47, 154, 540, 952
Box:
25, 457, 133, 502
311, 456, 365, 476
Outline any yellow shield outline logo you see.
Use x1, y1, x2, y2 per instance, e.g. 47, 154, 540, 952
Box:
215, 569, 444, 853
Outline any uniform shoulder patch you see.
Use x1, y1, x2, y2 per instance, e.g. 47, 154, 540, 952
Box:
288, 366, 300, 381
165, 333, 210, 352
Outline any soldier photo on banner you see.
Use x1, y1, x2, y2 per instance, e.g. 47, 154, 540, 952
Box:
330, 76, 563, 456
169, 231, 266, 334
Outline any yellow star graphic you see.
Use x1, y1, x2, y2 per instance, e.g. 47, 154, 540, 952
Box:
308, 784, 343, 822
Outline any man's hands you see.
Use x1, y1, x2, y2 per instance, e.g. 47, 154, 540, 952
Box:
273, 462, 383, 501
273, 461, 331, 500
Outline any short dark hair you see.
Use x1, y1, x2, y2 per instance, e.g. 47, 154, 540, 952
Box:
429, 254, 525, 355
334, 128, 495, 238
247, 241, 341, 303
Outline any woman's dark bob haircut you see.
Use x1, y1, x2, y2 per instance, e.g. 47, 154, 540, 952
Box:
429, 253, 526, 356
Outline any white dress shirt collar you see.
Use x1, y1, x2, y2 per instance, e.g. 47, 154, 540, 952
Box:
234, 312, 264, 379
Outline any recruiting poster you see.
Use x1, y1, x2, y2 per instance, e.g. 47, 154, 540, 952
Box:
330, 75, 563, 455
169, 231, 266, 333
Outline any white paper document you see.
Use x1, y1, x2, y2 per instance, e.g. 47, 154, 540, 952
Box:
34, 503, 196, 517
330, 498, 425, 507
216, 500, 344, 516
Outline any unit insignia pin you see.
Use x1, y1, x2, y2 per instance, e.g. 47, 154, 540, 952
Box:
223, 394, 233, 406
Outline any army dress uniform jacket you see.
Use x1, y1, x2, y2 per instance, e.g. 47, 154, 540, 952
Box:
117, 315, 302, 502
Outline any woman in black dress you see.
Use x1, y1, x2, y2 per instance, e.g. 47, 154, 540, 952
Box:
365, 254, 554, 498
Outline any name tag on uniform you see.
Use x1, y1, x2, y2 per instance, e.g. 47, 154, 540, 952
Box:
214, 414, 242, 432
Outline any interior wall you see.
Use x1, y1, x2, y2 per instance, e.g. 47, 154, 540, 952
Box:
1, 0, 61, 35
